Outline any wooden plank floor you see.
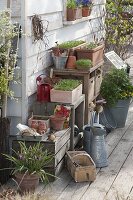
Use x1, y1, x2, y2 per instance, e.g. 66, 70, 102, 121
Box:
36, 100, 133, 200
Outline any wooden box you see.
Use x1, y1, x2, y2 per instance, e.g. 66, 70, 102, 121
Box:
28, 115, 50, 134
50, 84, 82, 104
66, 151, 96, 182
11, 128, 71, 180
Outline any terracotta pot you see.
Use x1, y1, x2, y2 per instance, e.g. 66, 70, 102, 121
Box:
66, 56, 76, 69
67, 8, 76, 21
15, 173, 39, 193
50, 115, 65, 131
76, 44, 104, 66
82, 7, 91, 17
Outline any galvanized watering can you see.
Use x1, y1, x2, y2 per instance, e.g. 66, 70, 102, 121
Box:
83, 111, 108, 168
90, 123, 108, 168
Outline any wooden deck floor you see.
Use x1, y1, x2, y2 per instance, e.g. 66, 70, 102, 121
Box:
36, 100, 133, 200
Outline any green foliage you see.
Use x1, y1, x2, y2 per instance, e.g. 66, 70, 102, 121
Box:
3, 142, 53, 183
76, 59, 92, 69
100, 68, 133, 106
105, 0, 133, 59
0, 10, 19, 98
86, 42, 99, 49
0, 68, 14, 97
66, 0, 77, 8
58, 40, 85, 49
54, 79, 81, 91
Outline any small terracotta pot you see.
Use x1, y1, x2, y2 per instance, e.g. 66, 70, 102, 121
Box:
82, 7, 90, 17
50, 115, 65, 131
66, 56, 76, 69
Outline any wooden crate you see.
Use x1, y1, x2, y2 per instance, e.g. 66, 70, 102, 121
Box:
50, 84, 82, 104
28, 114, 50, 134
66, 151, 96, 182
11, 128, 71, 179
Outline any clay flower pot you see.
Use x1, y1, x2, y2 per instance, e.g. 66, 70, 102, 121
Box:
67, 8, 76, 21
82, 7, 91, 17
15, 173, 39, 193
50, 115, 65, 131
66, 56, 76, 69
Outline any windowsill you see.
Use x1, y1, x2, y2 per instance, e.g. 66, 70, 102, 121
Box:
63, 14, 104, 26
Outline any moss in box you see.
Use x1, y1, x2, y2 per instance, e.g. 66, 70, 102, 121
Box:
76, 59, 92, 69
58, 40, 85, 49
54, 79, 81, 91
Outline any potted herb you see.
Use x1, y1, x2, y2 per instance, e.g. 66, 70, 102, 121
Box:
82, 0, 92, 17
100, 68, 133, 128
50, 79, 82, 103
66, 0, 77, 21
3, 142, 53, 193
52, 40, 86, 59
76, 42, 104, 66
76, 59, 92, 69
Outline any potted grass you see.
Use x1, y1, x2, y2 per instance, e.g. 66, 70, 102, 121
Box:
76, 59, 92, 70
66, 0, 77, 21
76, 42, 104, 66
100, 68, 133, 128
52, 40, 86, 59
50, 79, 82, 103
3, 142, 53, 193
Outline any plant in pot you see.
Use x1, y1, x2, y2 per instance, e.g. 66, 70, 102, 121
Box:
3, 142, 53, 193
52, 40, 86, 57
66, 0, 77, 21
82, 0, 92, 17
50, 79, 82, 104
50, 105, 71, 131
76, 59, 92, 69
52, 41, 68, 69
76, 41, 104, 66
100, 68, 133, 128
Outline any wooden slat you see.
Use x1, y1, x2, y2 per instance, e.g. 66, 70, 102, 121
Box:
105, 148, 133, 200
79, 128, 133, 200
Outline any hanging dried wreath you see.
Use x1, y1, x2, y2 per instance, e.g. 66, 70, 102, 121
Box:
31, 14, 49, 46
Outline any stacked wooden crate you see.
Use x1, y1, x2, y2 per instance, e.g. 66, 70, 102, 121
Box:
11, 128, 70, 180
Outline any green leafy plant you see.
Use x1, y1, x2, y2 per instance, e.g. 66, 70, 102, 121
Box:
76, 59, 92, 69
3, 142, 53, 183
105, 0, 133, 59
58, 40, 85, 49
86, 42, 99, 49
66, 0, 77, 8
100, 68, 133, 106
0, 10, 19, 99
54, 79, 81, 91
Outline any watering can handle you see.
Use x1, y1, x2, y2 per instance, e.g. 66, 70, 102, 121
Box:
36, 74, 46, 85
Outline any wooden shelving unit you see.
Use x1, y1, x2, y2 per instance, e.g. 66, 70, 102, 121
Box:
53, 61, 104, 124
